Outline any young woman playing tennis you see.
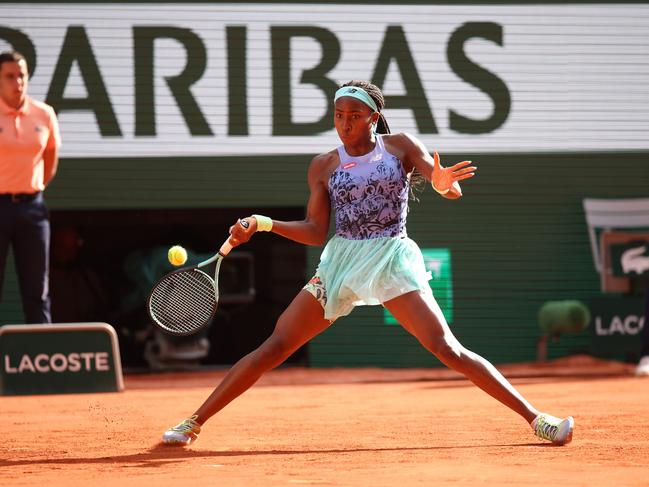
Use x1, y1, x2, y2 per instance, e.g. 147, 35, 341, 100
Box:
162, 80, 574, 446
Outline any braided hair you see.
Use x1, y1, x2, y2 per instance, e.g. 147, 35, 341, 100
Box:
340, 80, 424, 198
341, 80, 391, 134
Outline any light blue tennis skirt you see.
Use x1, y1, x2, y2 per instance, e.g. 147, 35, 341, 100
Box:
309, 235, 432, 321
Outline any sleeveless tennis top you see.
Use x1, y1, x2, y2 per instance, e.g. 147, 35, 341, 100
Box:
329, 134, 409, 240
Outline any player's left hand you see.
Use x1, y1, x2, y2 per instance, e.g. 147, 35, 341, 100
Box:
431, 151, 477, 192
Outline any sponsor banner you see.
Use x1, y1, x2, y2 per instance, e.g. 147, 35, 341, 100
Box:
385, 248, 453, 325
1, 3, 648, 156
0, 323, 124, 395
589, 296, 645, 361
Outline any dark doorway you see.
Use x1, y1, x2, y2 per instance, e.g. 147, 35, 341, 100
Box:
49, 207, 308, 370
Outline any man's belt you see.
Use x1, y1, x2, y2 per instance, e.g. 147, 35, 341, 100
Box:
0, 192, 42, 203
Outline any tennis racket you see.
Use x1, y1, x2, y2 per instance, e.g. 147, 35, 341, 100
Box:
147, 219, 249, 336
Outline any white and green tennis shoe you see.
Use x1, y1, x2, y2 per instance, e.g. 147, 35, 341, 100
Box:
162, 415, 201, 445
635, 356, 649, 377
533, 414, 574, 445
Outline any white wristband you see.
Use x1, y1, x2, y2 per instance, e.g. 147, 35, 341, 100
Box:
252, 214, 273, 232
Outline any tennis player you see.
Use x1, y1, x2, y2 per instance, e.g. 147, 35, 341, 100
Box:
163, 80, 574, 446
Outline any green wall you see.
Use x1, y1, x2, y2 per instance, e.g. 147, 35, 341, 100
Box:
310, 152, 649, 366
2, 1, 648, 367
2, 152, 646, 366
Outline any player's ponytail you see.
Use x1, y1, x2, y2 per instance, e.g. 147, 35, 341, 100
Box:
376, 112, 391, 135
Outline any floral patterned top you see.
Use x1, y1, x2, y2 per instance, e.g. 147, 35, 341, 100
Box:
329, 134, 409, 240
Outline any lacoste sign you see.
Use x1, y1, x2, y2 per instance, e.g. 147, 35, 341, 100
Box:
0, 323, 124, 395
589, 297, 644, 362
4, 352, 111, 374
595, 315, 645, 337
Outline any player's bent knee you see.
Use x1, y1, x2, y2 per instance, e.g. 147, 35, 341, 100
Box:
428, 336, 463, 364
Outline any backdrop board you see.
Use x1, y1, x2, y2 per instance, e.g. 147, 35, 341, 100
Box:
589, 297, 645, 362
0, 323, 124, 395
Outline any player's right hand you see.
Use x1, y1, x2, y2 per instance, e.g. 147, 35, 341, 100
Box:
228, 217, 256, 247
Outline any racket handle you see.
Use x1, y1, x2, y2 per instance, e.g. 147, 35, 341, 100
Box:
219, 239, 233, 256
219, 219, 249, 256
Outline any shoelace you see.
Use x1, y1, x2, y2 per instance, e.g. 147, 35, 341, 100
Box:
172, 416, 200, 433
536, 417, 559, 440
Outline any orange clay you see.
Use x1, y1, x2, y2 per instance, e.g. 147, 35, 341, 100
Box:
1, 355, 646, 487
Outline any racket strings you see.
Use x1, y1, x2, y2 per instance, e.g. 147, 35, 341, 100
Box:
149, 270, 217, 334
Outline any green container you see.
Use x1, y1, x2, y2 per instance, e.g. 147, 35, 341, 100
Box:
538, 301, 591, 335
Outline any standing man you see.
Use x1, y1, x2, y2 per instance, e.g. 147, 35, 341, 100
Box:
0, 51, 61, 323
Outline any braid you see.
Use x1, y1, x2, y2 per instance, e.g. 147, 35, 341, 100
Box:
377, 113, 391, 135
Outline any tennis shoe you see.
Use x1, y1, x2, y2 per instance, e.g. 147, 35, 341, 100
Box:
162, 415, 201, 445
533, 414, 574, 445
635, 356, 649, 377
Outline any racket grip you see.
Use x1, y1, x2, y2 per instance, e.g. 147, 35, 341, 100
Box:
219, 220, 248, 256
219, 239, 233, 256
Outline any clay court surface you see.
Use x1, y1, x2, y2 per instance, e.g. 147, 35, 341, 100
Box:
2, 356, 648, 486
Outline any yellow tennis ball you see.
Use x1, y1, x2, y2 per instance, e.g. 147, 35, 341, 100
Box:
168, 245, 187, 266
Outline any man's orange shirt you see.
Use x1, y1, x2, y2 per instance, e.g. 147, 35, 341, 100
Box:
0, 96, 61, 194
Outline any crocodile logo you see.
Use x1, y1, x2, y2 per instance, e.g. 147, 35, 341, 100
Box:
621, 245, 649, 274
